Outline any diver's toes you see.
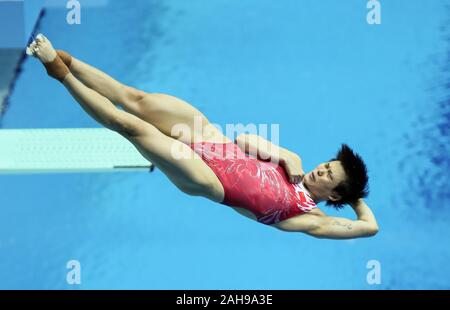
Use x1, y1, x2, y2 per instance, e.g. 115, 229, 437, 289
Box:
26, 47, 34, 56
26, 41, 37, 56
36, 34, 45, 43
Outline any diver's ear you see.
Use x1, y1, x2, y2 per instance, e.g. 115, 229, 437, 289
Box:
328, 192, 342, 202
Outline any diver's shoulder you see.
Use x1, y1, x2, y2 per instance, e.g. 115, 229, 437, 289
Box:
308, 207, 326, 216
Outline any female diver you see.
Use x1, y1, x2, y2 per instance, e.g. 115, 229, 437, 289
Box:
26, 34, 378, 239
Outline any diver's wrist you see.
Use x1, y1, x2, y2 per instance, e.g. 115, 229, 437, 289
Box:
278, 149, 289, 165
350, 198, 364, 209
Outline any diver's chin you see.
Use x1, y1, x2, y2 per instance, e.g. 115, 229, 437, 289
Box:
302, 179, 311, 192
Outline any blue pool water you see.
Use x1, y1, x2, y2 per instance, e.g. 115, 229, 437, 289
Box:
0, 0, 449, 289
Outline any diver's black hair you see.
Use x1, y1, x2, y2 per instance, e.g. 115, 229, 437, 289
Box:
325, 144, 369, 209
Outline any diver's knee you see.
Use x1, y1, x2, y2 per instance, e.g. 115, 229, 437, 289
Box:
123, 86, 147, 105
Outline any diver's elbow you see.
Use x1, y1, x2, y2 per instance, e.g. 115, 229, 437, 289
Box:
367, 225, 379, 237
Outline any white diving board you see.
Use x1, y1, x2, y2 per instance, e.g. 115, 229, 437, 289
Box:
0, 128, 154, 174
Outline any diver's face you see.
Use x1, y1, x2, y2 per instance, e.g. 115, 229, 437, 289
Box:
303, 160, 346, 202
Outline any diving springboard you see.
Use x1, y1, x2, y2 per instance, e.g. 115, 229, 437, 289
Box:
0, 128, 154, 174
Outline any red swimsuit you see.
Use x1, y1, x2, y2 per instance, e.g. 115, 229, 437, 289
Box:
189, 141, 317, 225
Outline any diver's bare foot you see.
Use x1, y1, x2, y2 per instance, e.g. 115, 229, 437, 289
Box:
27, 34, 57, 63
26, 34, 69, 82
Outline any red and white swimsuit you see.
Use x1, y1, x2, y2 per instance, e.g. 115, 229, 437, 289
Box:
189, 141, 317, 225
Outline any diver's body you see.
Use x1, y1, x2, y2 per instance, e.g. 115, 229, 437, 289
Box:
27, 34, 378, 239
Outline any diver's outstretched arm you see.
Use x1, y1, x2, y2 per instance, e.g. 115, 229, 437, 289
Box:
350, 199, 378, 226
307, 199, 378, 239
274, 199, 378, 239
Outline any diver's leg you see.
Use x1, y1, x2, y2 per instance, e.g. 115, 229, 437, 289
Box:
125, 93, 233, 144
63, 72, 225, 201
56, 50, 231, 145
29, 35, 225, 202
64, 71, 225, 200
56, 50, 146, 110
